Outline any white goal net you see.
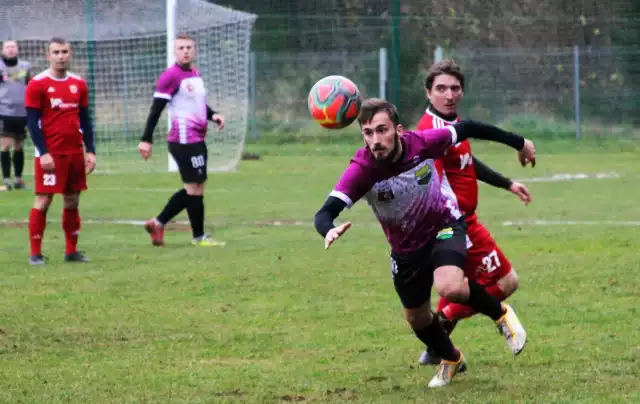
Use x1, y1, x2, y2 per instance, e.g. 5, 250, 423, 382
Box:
0, 0, 256, 173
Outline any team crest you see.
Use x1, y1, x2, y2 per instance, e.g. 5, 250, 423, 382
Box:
376, 183, 395, 202
186, 84, 194, 92
69, 84, 77, 93
414, 164, 432, 185
436, 227, 453, 240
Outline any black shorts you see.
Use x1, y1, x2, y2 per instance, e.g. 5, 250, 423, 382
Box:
390, 218, 468, 309
0, 116, 27, 139
169, 141, 208, 184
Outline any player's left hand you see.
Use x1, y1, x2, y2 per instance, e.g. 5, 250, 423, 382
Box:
212, 114, 225, 130
85, 153, 96, 174
518, 139, 536, 167
324, 221, 352, 250
509, 181, 531, 206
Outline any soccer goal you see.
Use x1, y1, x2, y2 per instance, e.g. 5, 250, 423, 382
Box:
1, 0, 256, 173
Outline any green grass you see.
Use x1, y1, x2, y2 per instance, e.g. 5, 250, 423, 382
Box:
0, 140, 639, 403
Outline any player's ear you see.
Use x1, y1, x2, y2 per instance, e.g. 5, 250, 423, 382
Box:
396, 123, 404, 136
425, 88, 433, 102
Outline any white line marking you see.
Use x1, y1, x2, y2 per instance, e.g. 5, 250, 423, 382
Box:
514, 172, 620, 183
0, 218, 311, 227
502, 220, 640, 226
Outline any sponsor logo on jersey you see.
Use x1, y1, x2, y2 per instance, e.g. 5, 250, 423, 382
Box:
436, 227, 454, 240
50, 97, 78, 110
415, 164, 432, 185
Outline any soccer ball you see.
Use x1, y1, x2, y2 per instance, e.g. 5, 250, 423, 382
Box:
307, 75, 362, 129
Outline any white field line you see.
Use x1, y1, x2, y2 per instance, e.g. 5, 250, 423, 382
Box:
2, 218, 640, 228
512, 172, 620, 183
502, 220, 640, 226
51, 171, 623, 193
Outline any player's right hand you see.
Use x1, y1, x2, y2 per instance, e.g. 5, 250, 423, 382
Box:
138, 141, 152, 160
39, 153, 55, 172
509, 181, 532, 206
518, 139, 536, 167
324, 221, 352, 250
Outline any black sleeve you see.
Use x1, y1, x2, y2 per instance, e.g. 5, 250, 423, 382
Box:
140, 97, 169, 143
473, 155, 512, 190
26, 107, 47, 155
314, 196, 347, 237
453, 120, 525, 150
206, 105, 216, 121
79, 107, 96, 154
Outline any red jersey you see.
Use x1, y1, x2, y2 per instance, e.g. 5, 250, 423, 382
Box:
25, 70, 88, 155
416, 108, 479, 217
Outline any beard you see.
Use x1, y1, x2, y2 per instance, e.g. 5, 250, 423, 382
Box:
370, 132, 401, 165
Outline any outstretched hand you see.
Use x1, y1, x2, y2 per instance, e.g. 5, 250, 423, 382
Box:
324, 222, 352, 250
509, 181, 531, 206
518, 139, 536, 167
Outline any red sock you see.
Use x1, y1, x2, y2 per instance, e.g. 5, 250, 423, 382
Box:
436, 297, 450, 313
29, 208, 47, 256
442, 302, 477, 321
62, 208, 81, 255
441, 284, 509, 321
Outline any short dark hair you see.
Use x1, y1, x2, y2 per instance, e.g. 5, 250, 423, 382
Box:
49, 37, 68, 46
48, 37, 69, 51
425, 59, 465, 90
357, 98, 400, 127
176, 33, 195, 42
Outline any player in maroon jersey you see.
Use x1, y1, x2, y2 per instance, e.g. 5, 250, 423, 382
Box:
415, 59, 534, 365
24, 37, 96, 265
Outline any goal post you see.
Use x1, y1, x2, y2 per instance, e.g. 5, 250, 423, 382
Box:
1, 0, 256, 174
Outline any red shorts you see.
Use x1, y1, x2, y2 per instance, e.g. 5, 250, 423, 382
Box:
34, 153, 87, 194
464, 214, 512, 286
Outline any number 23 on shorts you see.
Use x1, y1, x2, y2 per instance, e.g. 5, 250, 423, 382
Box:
43, 173, 57, 186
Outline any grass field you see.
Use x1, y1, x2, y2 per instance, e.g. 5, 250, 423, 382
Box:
0, 140, 639, 403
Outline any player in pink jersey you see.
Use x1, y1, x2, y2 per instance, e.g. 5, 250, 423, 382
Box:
314, 98, 535, 388
415, 60, 533, 365
138, 33, 225, 247
24, 37, 96, 265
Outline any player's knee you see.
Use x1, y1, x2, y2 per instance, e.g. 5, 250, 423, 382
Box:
404, 303, 433, 329
498, 270, 519, 297
34, 194, 53, 212
13, 140, 24, 151
433, 265, 468, 302
0, 139, 10, 152
63, 193, 80, 209
184, 182, 204, 196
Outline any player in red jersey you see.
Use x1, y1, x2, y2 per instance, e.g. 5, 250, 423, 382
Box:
24, 37, 96, 265
415, 60, 534, 364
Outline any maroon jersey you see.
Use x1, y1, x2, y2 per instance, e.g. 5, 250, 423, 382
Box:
25, 70, 88, 155
330, 126, 462, 253
416, 108, 479, 217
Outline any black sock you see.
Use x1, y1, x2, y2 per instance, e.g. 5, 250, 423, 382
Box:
13, 149, 24, 178
186, 194, 204, 238
157, 189, 188, 225
0, 151, 10, 179
413, 316, 459, 362
466, 280, 505, 321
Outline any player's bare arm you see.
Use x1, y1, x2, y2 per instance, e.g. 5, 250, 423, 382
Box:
473, 156, 532, 205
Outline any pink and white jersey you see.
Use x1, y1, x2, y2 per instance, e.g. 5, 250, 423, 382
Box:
330, 127, 462, 253
154, 63, 208, 144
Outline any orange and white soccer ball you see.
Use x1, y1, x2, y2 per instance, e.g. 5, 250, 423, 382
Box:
307, 75, 362, 129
